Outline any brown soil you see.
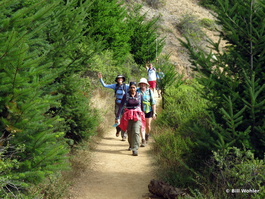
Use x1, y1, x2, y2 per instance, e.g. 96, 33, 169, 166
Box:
66, 91, 161, 199
67, 128, 158, 199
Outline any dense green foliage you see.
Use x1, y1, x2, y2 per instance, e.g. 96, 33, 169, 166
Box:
198, 0, 219, 9
155, 56, 184, 108
180, 0, 265, 158
152, 0, 265, 198
0, 0, 163, 197
86, 0, 131, 63
127, 4, 165, 65
157, 80, 208, 131
85, 1, 164, 65
0, 1, 71, 197
154, 81, 265, 198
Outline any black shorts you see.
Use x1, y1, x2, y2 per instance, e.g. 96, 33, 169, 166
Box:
145, 111, 153, 118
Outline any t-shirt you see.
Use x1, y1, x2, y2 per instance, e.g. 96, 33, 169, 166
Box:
137, 88, 156, 113
156, 72, 165, 80
147, 67, 156, 81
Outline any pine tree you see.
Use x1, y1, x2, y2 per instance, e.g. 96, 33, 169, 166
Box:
155, 56, 184, 109
43, 0, 101, 143
86, 0, 132, 63
0, 0, 130, 196
127, 4, 165, 65
0, 1, 70, 196
179, 0, 265, 158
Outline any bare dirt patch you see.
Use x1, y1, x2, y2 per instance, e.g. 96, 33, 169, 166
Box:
140, 0, 222, 75
67, 128, 158, 199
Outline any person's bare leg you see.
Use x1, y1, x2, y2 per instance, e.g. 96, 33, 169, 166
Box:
140, 128, 146, 147
145, 118, 152, 143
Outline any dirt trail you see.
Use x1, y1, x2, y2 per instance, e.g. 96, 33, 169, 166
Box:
67, 129, 156, 199
67, 94, 161, 199
66, 1, 215, 198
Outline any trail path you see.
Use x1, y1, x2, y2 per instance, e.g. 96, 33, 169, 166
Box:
66, 1, 215, 198
67, 94, 161, 199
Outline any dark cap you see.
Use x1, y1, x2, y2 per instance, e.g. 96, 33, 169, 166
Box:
115, 75, 125, 82
129, 81, 137, 87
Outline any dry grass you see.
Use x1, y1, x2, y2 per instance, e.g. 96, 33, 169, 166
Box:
137, 0, 224, 77
62, 88, 116, 198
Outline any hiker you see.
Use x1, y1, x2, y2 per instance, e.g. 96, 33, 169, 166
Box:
115, 82, 145, 156
145, 61, 157, 93
137, 78, 156, 146
156, 68, 164, 98
98, 72, 129, 141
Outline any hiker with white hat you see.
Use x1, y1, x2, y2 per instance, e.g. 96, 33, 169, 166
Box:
137, 78, 157, 146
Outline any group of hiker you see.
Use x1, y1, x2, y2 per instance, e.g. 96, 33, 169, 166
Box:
98, 60, 164, 156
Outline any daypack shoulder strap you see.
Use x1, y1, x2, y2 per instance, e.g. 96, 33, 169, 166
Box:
126, 92, 130, 102
114, 83, 119, 96
114, 83, 126, 96
148, 67, 156, 72
149, 88, 153, 105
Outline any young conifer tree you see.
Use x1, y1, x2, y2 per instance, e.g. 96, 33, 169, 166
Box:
179, 0, 265, 158
43, 0, 101, 143
0, 1, 70, 196
86, 0, 132, 64
155, 57, 184, 109
127, 4, 165, 65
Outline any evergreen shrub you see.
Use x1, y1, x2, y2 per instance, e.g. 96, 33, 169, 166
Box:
199, 18, 216, 31
197, 147, 265, 199
179, 0, 265, 158
176, 14, 206, 43
59, 75, 99, 143
127, 4, 165, 64
146, 0, 165, 9
0, 0, 94, 197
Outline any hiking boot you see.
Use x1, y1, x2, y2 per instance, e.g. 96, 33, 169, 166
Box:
145, 134, 150, 143
132, 150, 138, 156
121, 136, 126, 141
116, 127, 121, 137
140, 139, 146, 147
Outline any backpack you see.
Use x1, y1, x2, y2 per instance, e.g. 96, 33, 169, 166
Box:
148, 67, 156, 73
114, 83, 127, 98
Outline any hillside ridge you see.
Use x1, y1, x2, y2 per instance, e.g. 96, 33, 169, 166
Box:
137, 0, 217, 74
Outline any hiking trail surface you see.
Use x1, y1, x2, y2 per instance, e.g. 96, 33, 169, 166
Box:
66, 0, 215, 198
66, 91, 161, 199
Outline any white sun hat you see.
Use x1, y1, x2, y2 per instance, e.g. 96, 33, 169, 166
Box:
138, 78, 149, 86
